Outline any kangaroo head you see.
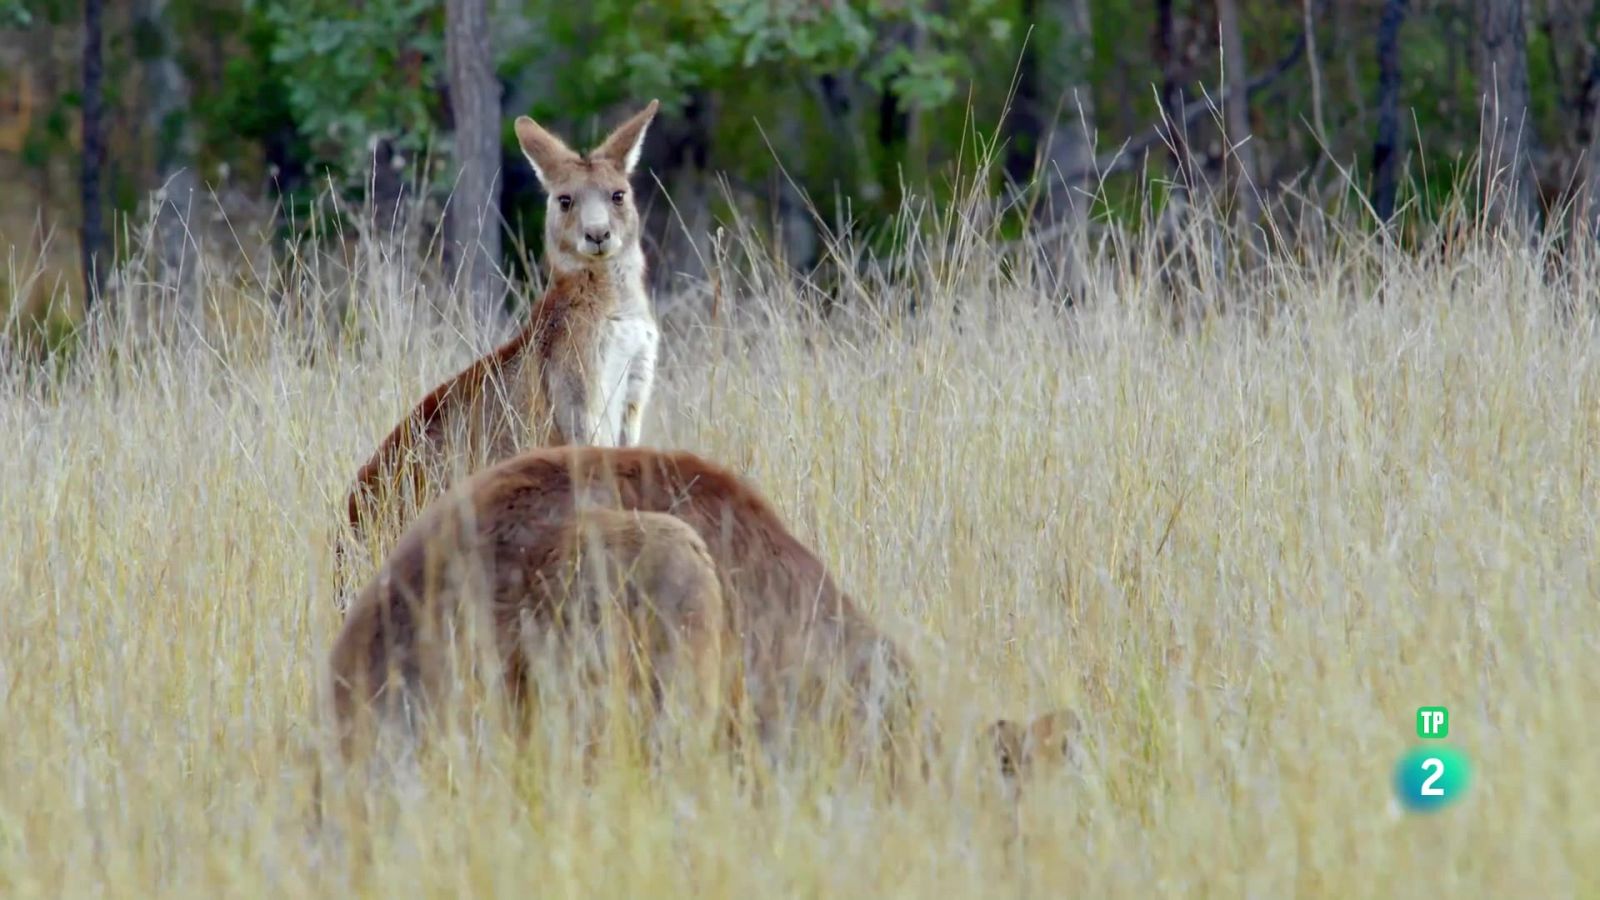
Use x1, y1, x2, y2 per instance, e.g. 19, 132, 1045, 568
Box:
986, 707, 1082, 785
514, 100, 659, 274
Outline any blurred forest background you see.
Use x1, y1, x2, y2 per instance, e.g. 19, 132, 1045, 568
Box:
0, 0, 1592, 331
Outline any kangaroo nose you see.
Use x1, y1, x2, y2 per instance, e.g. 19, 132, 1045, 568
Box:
585, 230, 611, 246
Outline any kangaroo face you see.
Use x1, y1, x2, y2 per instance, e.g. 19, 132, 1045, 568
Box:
514, 101, 659, 272
551, 163, 634, 262
987, 708, 1082, 785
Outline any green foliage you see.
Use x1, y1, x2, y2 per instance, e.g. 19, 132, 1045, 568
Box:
32, 0, 1595, 278
0, 0, 31, 28
20, 99, 71, 171
194, 5, 304, 170
265, 0, 444, 178
514, 0, 1001, 122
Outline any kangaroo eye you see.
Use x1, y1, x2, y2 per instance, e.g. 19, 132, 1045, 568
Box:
611, 191, 625, 206
557, 195, 572, 212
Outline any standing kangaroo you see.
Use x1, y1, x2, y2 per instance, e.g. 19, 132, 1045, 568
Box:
339, 100, 663, 583
325, 446, 1080, 790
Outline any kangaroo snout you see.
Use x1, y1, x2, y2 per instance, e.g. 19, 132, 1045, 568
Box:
585, 229, 611, 248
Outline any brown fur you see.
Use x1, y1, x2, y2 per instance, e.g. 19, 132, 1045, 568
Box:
328, 505, 725, 764
326, 445, 1075, 787
338, 101, 663, 588
987, 709, 1083, 782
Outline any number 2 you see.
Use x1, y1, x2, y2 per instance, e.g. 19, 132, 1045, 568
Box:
1421, 758, 1445, 796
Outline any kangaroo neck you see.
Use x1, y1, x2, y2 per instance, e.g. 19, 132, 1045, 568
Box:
547, 244, 649, 315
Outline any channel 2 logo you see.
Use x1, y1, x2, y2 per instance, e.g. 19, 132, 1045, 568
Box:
1393, 706, 1471, 813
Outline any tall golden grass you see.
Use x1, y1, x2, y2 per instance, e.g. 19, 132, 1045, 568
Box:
3, 160, 1599, 897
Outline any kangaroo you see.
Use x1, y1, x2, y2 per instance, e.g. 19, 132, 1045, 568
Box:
324, 445, 1079, 789
987, 709, 1083, 783
327, 506, 726, 765
338, 100, 663, 588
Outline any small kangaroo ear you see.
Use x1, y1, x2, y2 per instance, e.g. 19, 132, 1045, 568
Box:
514, 115, 579, 187
986, 719, 1025, 780
592, 99, 660, 175
1028, 708, 1082, 742
1025, 708, 1083, 768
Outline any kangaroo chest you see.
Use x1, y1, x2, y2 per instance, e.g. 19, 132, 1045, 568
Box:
594, 311, 658, 430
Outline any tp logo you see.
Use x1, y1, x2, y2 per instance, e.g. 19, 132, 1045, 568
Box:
1417, 706, 1448, 739
1394, 706, 1470, 813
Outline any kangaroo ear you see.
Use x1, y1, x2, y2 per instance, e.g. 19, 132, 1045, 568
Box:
592, 99, 660, 175
1027, 708, 1082, 742
1023, 708, 1082, 771
514, 115, 580, 187
987, 708, 1083, 782
985, 718, 1026, 780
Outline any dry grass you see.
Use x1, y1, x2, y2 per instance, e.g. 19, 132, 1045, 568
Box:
2, 181, 1599, 899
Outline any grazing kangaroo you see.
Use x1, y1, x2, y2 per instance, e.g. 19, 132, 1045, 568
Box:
324, 445, 1079, 789
338, 100, 663, 586
327, 506, 727, 766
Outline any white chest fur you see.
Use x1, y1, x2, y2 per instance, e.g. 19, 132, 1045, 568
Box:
594, 309, 659, 440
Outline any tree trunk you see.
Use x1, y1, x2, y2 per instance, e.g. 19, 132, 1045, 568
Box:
1158, 0, 1196, 175
1036, 0, 1100, 302
1577, 42, 1600, 237
1475, 0, 1540, 231
1372, 0, 1410, 223
80, 0, 107, 309
1004, 0, 1044, 188
136, 0, 201, 315
1153, 0, 1193, 217
1216, 0, 1262, 248
1544, 0, 1600, 236
445, 0, 504, 323
1302, 0, 1327, 147
876, 9, 929, 192
1035, 0, 1096, 230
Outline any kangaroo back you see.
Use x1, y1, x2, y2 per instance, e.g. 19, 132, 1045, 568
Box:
438, 446, 930, 776
328, 500, 725, 767
327, 444, 1079, 791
